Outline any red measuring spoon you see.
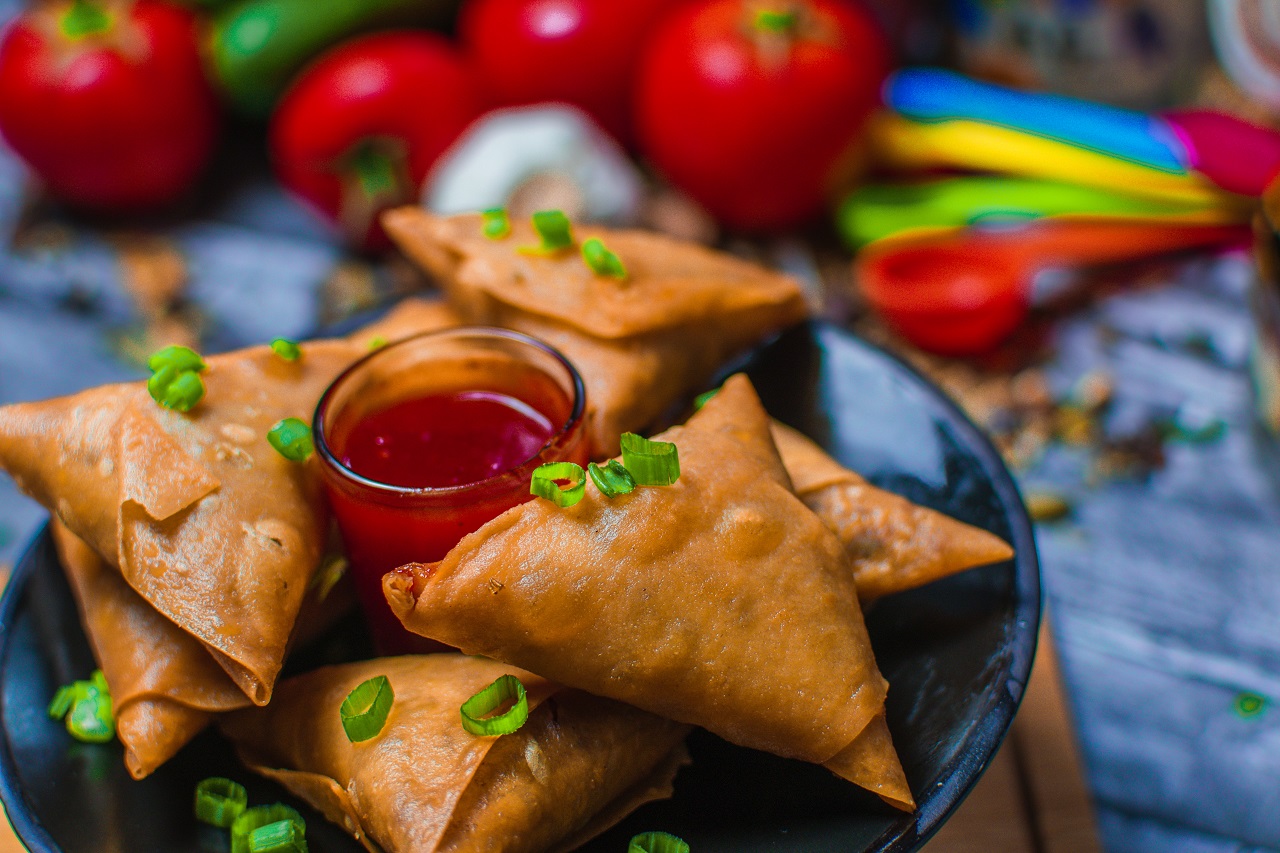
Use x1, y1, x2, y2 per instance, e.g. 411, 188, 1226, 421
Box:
858, 221, 1249, 355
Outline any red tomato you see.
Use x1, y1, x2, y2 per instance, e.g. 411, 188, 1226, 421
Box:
270, 32, 484, 251
0, 0, 219, 211
459, 0, 688, 142
635, 0, 891, 231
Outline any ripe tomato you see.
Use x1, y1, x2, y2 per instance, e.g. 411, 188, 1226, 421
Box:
459, 0, 689, 142
635, 0, 891, 231
0, 0, 219, 211
270, 32, 484, 251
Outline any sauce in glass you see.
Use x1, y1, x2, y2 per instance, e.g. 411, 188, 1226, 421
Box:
314, 328, 587, 653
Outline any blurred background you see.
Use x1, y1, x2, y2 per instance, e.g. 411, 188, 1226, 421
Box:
0, 0, 1279, 851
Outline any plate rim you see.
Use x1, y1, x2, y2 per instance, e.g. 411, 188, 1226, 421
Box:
0, 318, 1041, 852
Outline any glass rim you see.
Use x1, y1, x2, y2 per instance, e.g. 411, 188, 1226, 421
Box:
312, 325, 586, 498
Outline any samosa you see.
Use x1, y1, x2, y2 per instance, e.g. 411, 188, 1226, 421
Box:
221, 655, 692, 853
381, 207, 809, 457
770, 422, 1014, 601
0, 299, 460, 706
386, 374, 914, 809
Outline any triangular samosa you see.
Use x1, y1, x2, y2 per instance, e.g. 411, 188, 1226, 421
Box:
51, 520, 250, 778
770, 422, 1014, 601
381, 207, 809, 457
386, 374, 913, 809
221, 655, 691, 853
0, 299, 460, 705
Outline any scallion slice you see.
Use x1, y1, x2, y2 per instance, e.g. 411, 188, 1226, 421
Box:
268, 417, 314, 462
270, 338, 301, 361
530, 461, 586, 507
629, 831, 690, 853
231, 805, 304, 853
754, 8, 796, 32
247, 818, 308, 853
521, 209, 574, 255
49, 671, 115, 743
693, 388, 720, 410
147, 344, 206, 374
195, 777, 248, 827
340, 675, 395, 743
587, 459, 636, 498
461, 674, 529, 736
481, 207, 510, 239
620, 433, 680, 485
581, 237, 626, 279
148, 364, 206, 412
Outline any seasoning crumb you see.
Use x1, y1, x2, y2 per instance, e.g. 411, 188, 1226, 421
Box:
487, 578, 505, 594
1026, 491, 1073, 523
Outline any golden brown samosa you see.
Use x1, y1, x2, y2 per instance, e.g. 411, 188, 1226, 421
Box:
770, 422, 1014, 601
50, 520, 250, 779
386, 374, 914, 809
381, 207, 809, 457
0, 299, 460, 706
221, 655, 691, 853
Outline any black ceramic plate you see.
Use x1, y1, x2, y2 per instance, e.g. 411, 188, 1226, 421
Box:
0, 320, 1039, 852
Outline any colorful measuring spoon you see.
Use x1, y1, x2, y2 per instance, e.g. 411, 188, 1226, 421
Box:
1163, 110, 1280, 197
885, 67, 1190, 173
857, 222, 1249, 355
837, 176, 1243, 249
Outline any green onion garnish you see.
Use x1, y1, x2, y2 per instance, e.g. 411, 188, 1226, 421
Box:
754, 8, 796, 32
529, 461, 586, 507
231, 805, 304, 853
267, 418, 314, 462
1235, 692, 1268, 719
195, 777, 248, 828
629, 831, 690, 853
481, 207, 510, 239
460, 674, 529, 736
48, 670, 115, 743
147, 363, 206, 412
340, 675, 395, 743
521, 209, 574, 255
693, 388, 719, 410
247, 818, 308, 853
147, 344, 206, 374
587, 459, 636, 498
620, 433, 680, 486
368, 335, 387, 351
270, 338, 301, 362
581, 237, 626, 279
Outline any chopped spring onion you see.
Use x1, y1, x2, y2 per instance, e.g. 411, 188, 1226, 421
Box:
529, 461, 586, 507
368, 335, 388, 351
629, 831, 690, 853
268, 418, 314, 462
581, 238, 626, 279
521, 209, 574, 255
148, 363, 206, 412
147, 344, 206, 374
620, 433, 680, 486
693, 388, 720, 411
340, 675, 395, 742
195, 777, 248, 827
461, 674, 529, 736
48, 670, 115, 743
1235, 692, 1267, 719
247, 818, 308, 853
231, 805, 304, 853
270, 338, 301, 361
587, 459, 636, 498
481, 207, 511, 239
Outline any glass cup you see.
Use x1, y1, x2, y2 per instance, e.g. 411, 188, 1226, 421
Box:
314, 327, 587, 653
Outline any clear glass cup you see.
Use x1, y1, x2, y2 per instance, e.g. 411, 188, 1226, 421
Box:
314, 327, 587, 653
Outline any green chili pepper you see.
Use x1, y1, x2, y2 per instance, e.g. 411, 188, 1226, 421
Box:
208, 0, 460, 117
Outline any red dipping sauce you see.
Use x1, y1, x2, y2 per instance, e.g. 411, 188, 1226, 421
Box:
314, 328, 587, 653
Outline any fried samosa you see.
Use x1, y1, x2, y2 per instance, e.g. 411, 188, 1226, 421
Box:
51, 520, 250, 779
0, 299, 459, 706
386, 374, 914, 809
770, 422, 1014, 601
381, 207, 809, 457
221, 655, 692, 853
